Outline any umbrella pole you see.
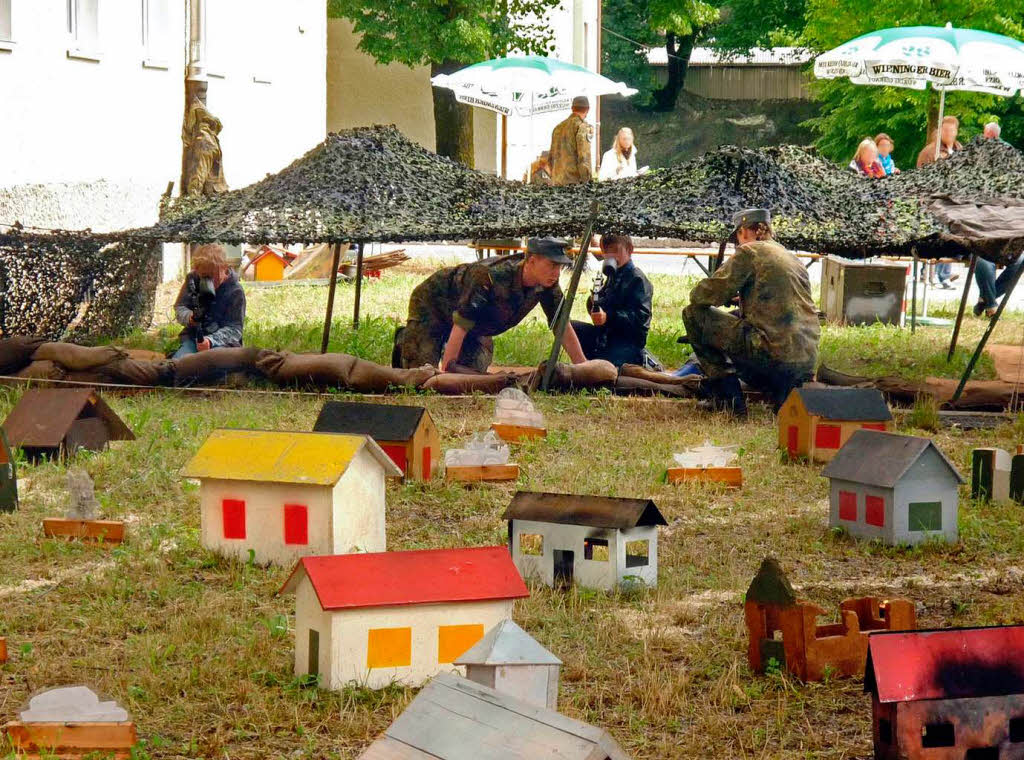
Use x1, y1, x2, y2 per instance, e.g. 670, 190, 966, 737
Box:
947, 252, 977, 362
321, 242, 343, 354
501, 114, 508, 179
353, 241, 365, 328
935, 87, 946, 161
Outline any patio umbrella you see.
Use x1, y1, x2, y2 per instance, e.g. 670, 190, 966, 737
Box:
814, 23, 1024, 159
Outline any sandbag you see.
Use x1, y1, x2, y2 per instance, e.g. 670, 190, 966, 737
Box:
32, 342, 127, 371
613, 376, 695, 397
540, 359, 618, 390
422, 372, 512, 395
62, 371, 108, 385
173, 346, 263, 384
100, 358, 171, 386
258, 350, 437, 391
14, 360, 66, 380
126, 349, 168, 362
0, 336, 48, 375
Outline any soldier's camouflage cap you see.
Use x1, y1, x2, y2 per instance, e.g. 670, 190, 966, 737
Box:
729, 208, 771, 241
526, 237, 574, 265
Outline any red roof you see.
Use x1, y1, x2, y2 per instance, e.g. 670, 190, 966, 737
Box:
281, 546, 529, 611
866, 626, 1024, 703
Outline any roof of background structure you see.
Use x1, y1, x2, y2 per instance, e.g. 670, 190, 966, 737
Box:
1, 389, 134, 448
821, 430, 965, 488
648, 46, 814, 67
794, 387, 893, 421
313, 400, 426, 442
503, 491, 667, 530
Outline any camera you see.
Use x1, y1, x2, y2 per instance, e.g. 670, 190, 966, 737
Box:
186, 276, 216, 342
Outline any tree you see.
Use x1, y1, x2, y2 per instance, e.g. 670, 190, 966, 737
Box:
711, 0, 806, 54
328, 0, 559, 166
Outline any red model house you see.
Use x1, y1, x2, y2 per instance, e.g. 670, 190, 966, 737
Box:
778, 387, 893, 463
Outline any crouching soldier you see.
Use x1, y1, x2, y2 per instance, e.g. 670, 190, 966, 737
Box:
682, 209, 819, 417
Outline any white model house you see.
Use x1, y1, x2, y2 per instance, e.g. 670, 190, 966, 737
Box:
455, 619, 562, 709
181, 429, 400, 566
280, 546, 530, 690
503, 491, 667, 590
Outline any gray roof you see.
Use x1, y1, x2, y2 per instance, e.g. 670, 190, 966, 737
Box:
313, 400, 426, 442
794, 387, 892, 422
821, 430, 965, 488
503, 491, 667, 530
455, 620, 562, 667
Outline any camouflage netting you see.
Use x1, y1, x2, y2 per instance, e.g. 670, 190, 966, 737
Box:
150, 125, 1024, 262
0, 227, 162, 340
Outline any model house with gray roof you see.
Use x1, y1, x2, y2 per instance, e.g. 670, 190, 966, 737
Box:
778, 387, 892, 462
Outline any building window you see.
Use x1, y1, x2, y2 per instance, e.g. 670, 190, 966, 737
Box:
519, 533, 543, 556
141, 0, 169, 69
222, 498, 246, 539
814, 424, 841, 449
865, 495, 885, 527
283, 504, 308, 545
838, 490, 857, 522
437, 624, 484, 664
0, 0, 13, 48
625, 540, 649, 568
67, 0, 101, 61
366, 627, 411, 668
908, 501, 942, 532
921, 721, 955, 748
584, 537, 609, 561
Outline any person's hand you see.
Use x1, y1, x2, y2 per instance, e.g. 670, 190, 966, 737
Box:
196, 338, 212, 352
187, 311, 198, 327
894, 168, 901, 175
590, 309, 606, 326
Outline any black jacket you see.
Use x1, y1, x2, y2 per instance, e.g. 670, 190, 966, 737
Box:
587, 260, 653, 350
174, 271, 246, 347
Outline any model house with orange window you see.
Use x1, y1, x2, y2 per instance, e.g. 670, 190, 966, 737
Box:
181, 429, 401, 566
778, 387, 892, 462
314, 401, 440, 482
280, 546, 529, 690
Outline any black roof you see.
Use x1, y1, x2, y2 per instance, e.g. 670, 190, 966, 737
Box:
503, 491, 667, 530
313, 400, 427, 442
821, 429, 964, 488
745, 557, 797, 606
793, 387, 892, 422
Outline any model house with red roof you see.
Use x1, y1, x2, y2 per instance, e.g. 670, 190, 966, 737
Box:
280, 546, 529, 690
865, 625, 1024, 758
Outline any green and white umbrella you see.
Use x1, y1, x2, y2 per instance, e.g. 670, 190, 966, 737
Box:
431, 55, 637, 117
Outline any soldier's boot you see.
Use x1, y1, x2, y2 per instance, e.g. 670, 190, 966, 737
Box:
698, 375, 748, 419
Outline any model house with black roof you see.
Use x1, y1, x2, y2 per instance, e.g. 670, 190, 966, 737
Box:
778, 387, 892, 462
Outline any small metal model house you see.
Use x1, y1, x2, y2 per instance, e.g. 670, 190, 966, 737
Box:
744, 557, 915, 682
1, 389, 135, 460
0, 428, 17, 513
778, 387, 892, 462
280, 546, 529, 690
3, 685, 137, 759
358, 673, 630, 760
865, 625, 1024, 759
454, 619, 562, 709
181, 429, 401, 566
314, 400, 440, 482
503, 491, 667, 590
822, 430, 964, 546
972, 445, 1024, 503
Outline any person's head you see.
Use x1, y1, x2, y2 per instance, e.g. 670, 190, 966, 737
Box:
730, 209, 773, 246
853, 138, 879, 166
984, 121, 1002, 140
599, 233, 633, 268
523, 237, 572, 288
940, 115, 959, 146
571, 95, 590, 118
192, 243, 230, 287
874, 133, 894, 157
614, 128, 635, 156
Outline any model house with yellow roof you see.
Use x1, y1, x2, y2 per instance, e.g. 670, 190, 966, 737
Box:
181, 429, 401, 566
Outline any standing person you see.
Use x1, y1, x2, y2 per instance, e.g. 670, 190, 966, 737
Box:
681, 209, 820, 417
598, 128, 639, 181
916, 115, 963, 167
173, 244, 246, 358
974, 255, 1024, 318
570, 234, 653, 366
874, 133, 900, 175
849, 139, 886, 177
549, 95, 593, 186
393, 238, 588, 372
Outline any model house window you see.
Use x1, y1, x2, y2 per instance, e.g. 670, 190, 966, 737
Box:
141, 0, 170, 68
863, 423, 887, 431
583, 537, 609, 561
222, 498, 246, 539
437, 624, 484, 664
864, 495, 885, 527
67, 0, 101, 60
519, 533, 543, 556
814, 424, 841, 449
307, 629, 320, 676
921, 721, 954, 747
283, 504, 308, 545
625, 540, 649, 568
381, 444, 407, 475
0, 0, 13, 47
877, 718, 891, 744
838, 490, 857, 522
366, 627, 411, 668
964, 748, 999, 759
1009, 717, 1024, 742
422, 447, 431, 480
908, 501, 942, 531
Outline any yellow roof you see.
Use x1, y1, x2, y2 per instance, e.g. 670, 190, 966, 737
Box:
180, 429, 401, 485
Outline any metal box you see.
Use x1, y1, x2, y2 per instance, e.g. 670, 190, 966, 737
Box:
821, 256, 907, 326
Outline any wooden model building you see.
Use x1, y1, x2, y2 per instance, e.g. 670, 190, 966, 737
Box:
778, 387, 892, 462
181, 429, 401, 566
744, 557, 916, 682
358, 673, 630, 760
865, 625, 1024, 759
0, 428, 17, 513
504, 491, 667, 590
2, 389, 134, 460
3, 685, 137, 758
666, 440, 742, 488
454, 619, 562, 709
313, 400, 440, 482
822, 429, 964, 546
280, 546, 529, 690
249, 246, 292, 281
43, 469, 125, 544
972, 445, 1024, 503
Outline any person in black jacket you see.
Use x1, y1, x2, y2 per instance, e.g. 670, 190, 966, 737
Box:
172, 244, 246, 358
571, 234, 653, 367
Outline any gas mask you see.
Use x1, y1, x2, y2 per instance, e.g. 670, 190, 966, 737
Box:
197, 277, 216, 298
601, 256, 619, 279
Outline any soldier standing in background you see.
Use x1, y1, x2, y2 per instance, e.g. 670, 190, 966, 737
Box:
549, 96, 593, 186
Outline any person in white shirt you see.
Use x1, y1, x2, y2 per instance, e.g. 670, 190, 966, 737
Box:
598, 127, 639, 181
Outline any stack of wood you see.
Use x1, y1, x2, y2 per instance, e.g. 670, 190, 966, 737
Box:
357, 249, 409, 272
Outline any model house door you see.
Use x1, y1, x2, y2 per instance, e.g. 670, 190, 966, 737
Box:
307, 629, 320, 677
553, 550, 574, 588
787, 426, 798, 457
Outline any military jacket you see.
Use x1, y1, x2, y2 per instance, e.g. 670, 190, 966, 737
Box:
549, 114, 593, 185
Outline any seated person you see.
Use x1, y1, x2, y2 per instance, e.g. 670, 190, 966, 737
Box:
571, 234, 652, 367
393, 237, 587, 372
681, 209, 820, 417
172, 243, 246, 358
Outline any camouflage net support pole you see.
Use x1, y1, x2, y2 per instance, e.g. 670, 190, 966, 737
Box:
947, 253, 978, 362
320, 242, 344, 354
353, 241, 365, 328
910, 250, 919, 334
541, 201, 600, 392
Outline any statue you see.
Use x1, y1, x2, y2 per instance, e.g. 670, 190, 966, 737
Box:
182, 98, 228, 197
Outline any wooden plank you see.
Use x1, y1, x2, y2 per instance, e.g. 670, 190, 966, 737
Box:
43, 519, 125, 544
666, 466, 742, 488
0, 636, 7, 663
446, 464, 520, 483
4, 721, 137, 758
359, 737, 437, 759
491, 424, 546, 443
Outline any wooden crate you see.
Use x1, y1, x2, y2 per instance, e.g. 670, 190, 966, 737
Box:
666, 466, 742, 488
43, 519, 125, 544
3, 721, 137, 759
446, 464, 520, 483
491, 423, 546, 442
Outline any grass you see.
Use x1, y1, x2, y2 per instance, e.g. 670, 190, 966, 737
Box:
4, 259, 1024, 759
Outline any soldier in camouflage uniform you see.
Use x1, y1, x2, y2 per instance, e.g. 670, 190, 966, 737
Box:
682, 208, 820, 416
549, 95, 593, 186
393, 238, 589, 372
